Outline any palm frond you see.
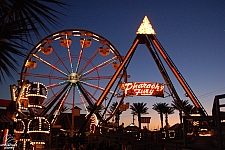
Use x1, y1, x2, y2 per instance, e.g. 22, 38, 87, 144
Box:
0, 0, 68, 83
130, 102, 149, 115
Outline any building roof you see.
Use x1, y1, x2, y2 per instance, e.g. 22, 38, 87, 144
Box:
0, 99, 11, 107
168, 123, 183, 130
54, 113, 86, 131
0, 115, 13, 129
124, 123, 139, 131
73, 106, 82, 110
0, 109, 7, 116
0, 115, 13, 123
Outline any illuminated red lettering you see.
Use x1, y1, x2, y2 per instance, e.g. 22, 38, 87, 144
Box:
124, 82, 164, 97
124, 82, 133, 95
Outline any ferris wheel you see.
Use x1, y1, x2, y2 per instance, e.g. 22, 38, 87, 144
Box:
20, 29, 127, 125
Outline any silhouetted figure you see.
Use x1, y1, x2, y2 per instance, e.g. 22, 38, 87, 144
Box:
127, 141, 132, 150
63, 142, 69, 150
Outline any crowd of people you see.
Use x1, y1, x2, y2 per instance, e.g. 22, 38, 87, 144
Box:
62, 140, 132, 150
63, 142, 84, 150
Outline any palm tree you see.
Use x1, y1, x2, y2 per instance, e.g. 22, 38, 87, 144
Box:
0, 0, 67, 83
130, 102, 148, 129
152, 102, 168, 129
171, 100, 194, 124
87, 105, 101, 112
164, 105, 175, 127
110, 101, 123, 126
86, 105, 103, 117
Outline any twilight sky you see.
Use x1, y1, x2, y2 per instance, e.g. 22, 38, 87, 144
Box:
1, 0, 225, 129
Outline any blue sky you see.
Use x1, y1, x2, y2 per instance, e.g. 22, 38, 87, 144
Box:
1, 0, 225, 129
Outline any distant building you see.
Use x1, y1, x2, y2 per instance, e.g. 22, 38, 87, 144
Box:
54, 112, 86, 132
124, 123, 139, 132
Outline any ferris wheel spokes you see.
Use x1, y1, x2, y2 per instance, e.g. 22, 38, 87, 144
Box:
80, 81, 119, 96
76, 84, 89, 113
82, 87, 112, 116
22, 72, 66, 80
40, 83, 71, 117
81, 75, 115, 80
78, 48, 99, 75
75, 47, 85, 73
51, 44, 71, 74
76, 83, 104, 121
32, 54, 68, 76
80, 56, 117, 78
51, 84, 72, 125
65, 35, 74, 73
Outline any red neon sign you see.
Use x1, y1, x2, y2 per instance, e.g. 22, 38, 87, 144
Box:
123, 82, 164, 97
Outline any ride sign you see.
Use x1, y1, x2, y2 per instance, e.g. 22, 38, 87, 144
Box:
122, 82, 164, 97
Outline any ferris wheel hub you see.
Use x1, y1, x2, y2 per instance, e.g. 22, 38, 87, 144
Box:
68, 72, 80, 83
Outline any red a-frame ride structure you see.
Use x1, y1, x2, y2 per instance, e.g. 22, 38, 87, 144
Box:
79, 16, 208, 133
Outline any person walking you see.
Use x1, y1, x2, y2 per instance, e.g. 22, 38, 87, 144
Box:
126, 141, 132, 150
